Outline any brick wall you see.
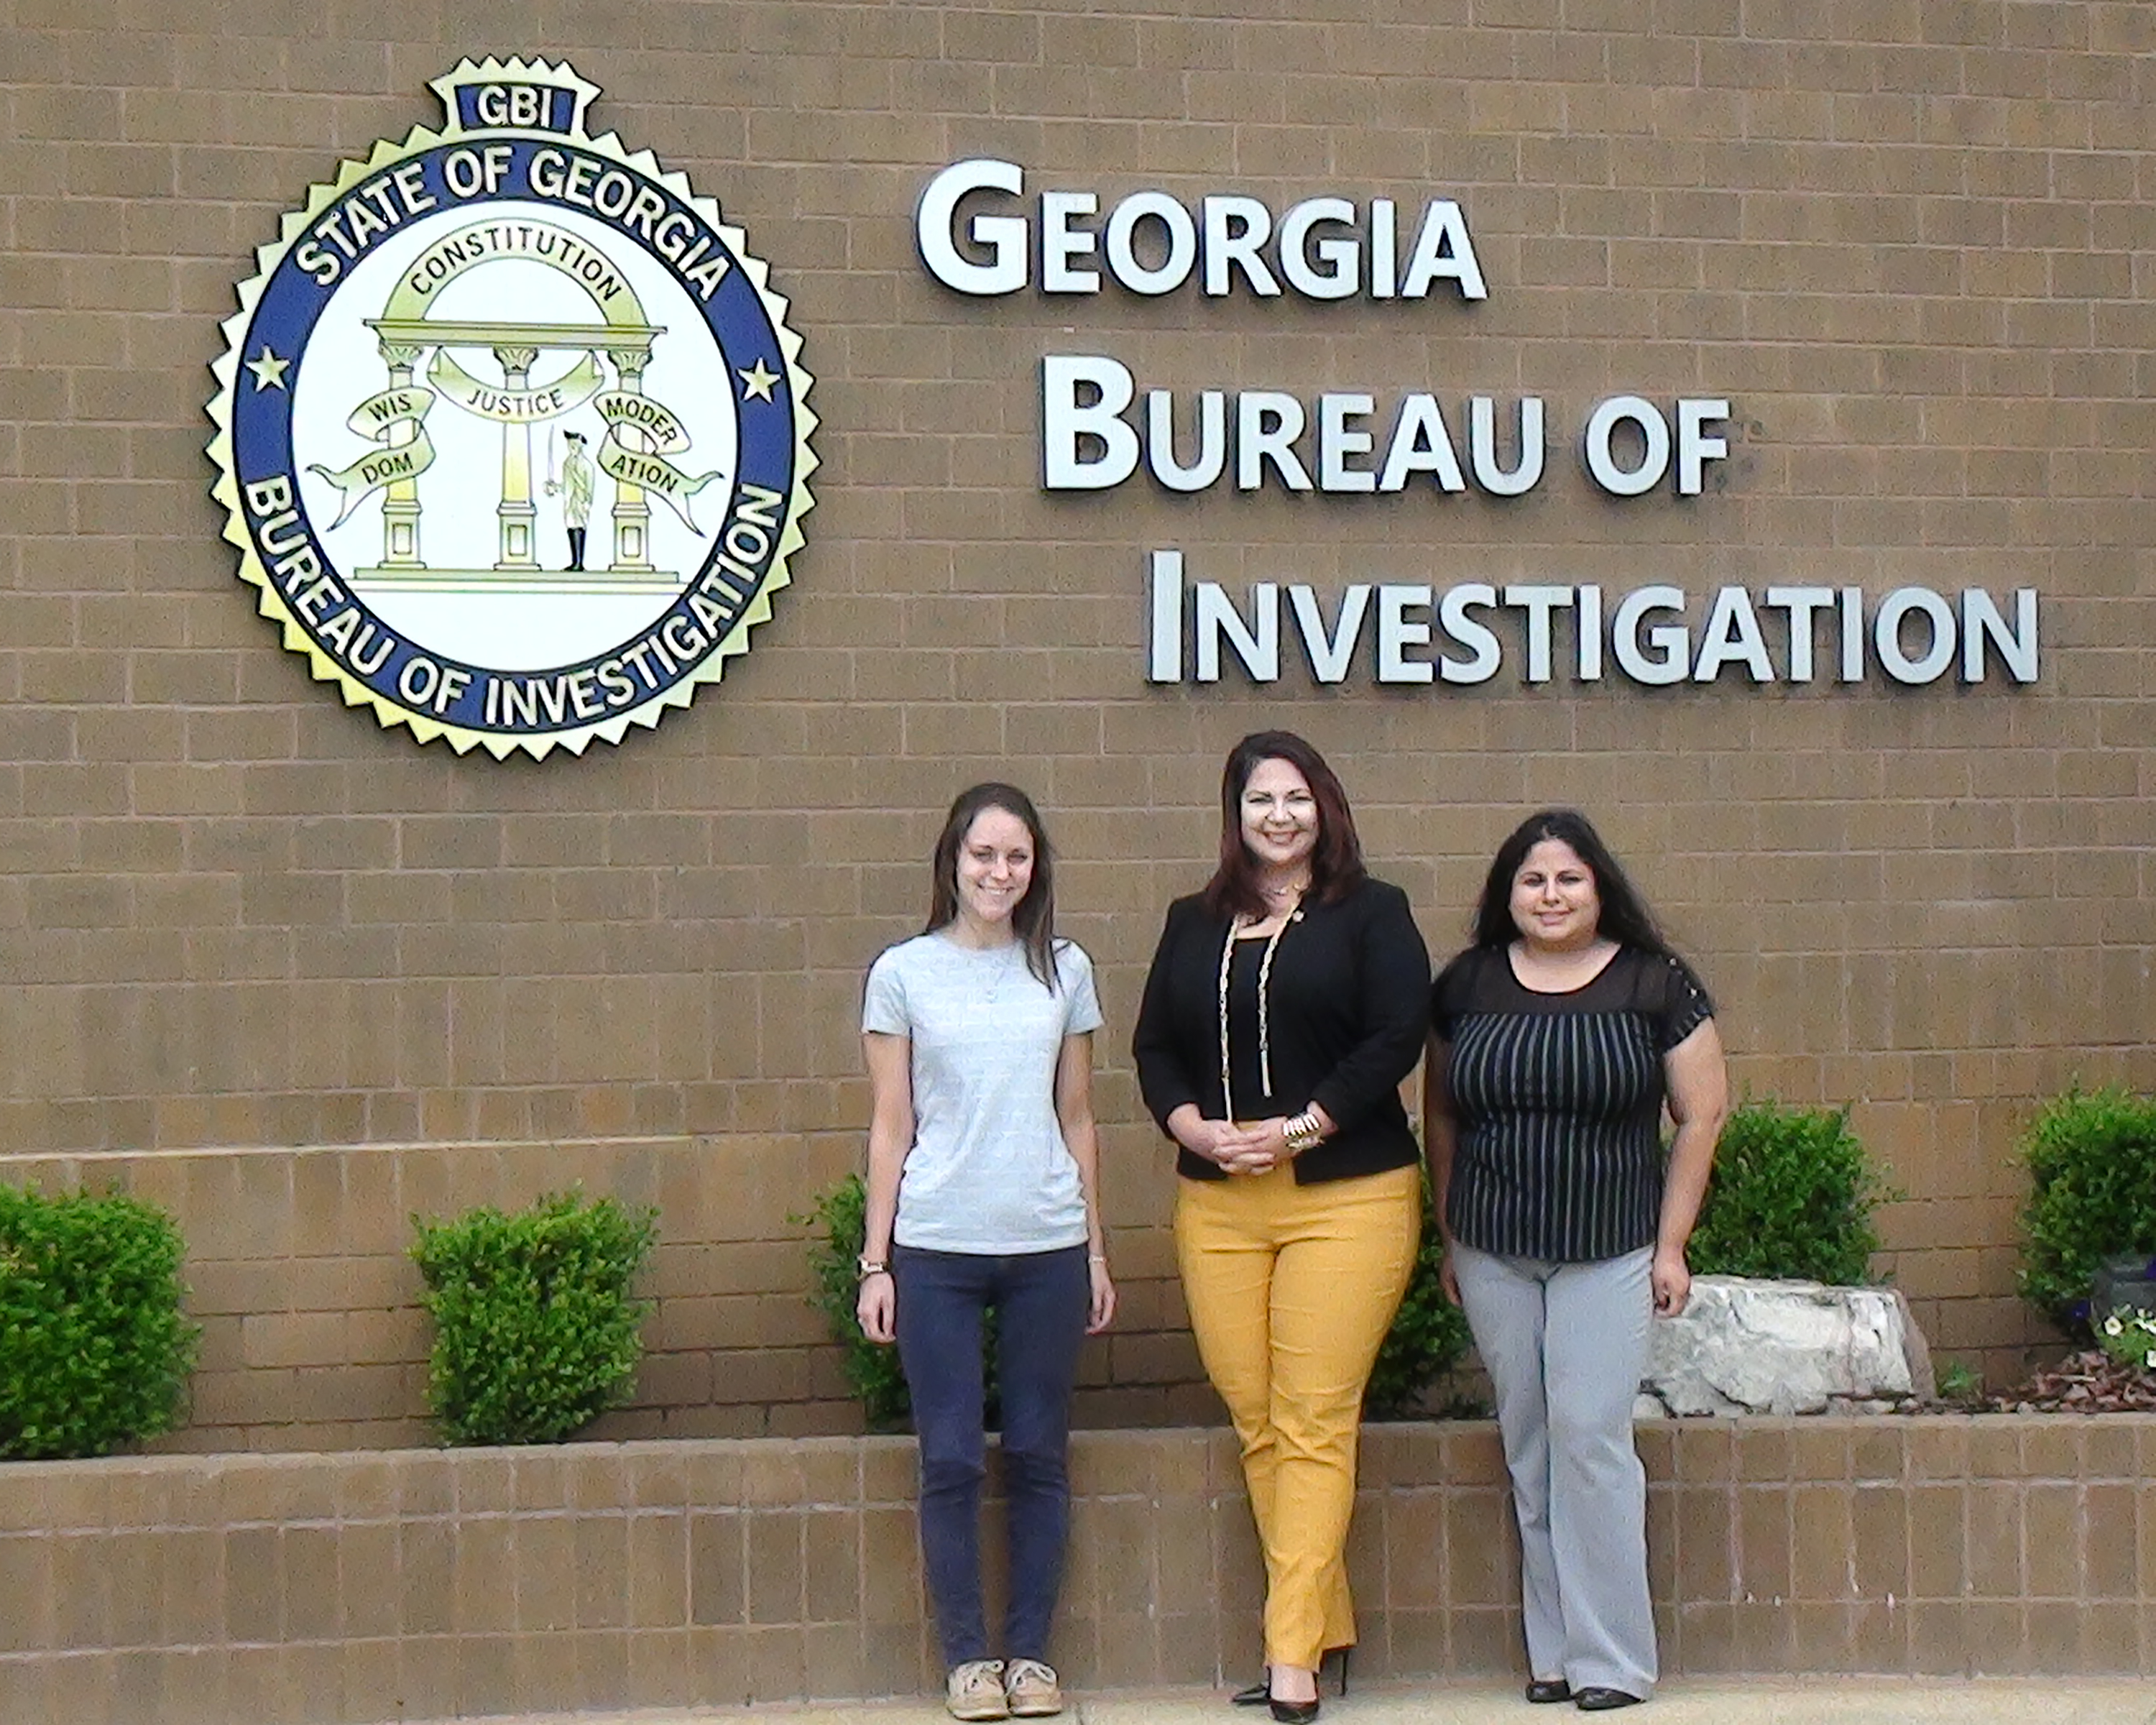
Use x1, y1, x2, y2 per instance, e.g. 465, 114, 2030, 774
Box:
1, 1418, 2152, 1724
3, 0, 2155, 1412
0, 1137, 1217, 1445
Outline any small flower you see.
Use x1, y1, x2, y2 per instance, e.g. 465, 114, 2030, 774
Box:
2146, 1349, 2156, 1371
2102, 1314, 2123, 1337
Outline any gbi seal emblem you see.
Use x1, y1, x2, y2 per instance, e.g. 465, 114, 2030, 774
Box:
207, 58, 816, 756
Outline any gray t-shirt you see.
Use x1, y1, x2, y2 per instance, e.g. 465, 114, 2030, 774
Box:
862, 932, 1104, 1254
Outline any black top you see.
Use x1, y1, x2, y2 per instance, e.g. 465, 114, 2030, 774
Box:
1431, 944, 1713, 1261
1133, 876, 1429, 1184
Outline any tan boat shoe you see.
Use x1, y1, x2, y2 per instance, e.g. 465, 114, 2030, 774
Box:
1004, 1657, 1064, 1717
946, 1658, 1009, 1721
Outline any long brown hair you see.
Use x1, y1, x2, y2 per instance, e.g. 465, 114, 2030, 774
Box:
1201, 730, 1366, 921
924, 782, 1061, 990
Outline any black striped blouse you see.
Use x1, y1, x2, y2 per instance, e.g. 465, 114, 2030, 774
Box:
1432, 944, 1713, 1263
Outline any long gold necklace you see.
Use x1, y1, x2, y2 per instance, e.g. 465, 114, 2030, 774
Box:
1216, 888, 1302, 1115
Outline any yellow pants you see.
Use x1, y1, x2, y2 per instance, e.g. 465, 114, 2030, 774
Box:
1175, 1161, 1419, 1669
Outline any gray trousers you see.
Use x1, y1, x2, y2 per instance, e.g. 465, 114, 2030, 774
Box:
1452, 1243, 1656, 1699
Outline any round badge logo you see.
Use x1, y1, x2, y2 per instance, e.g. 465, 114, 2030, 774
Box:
207, 58, 816, 756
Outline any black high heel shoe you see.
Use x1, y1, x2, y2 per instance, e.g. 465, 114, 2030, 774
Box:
1271, 1648, 1352, 1721
1229, 1647, 1350, 1708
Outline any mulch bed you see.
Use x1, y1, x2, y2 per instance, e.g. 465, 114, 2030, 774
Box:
1983, 1348, 2156, 1414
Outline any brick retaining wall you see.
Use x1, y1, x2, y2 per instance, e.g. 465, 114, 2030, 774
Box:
2, 1417, 2149, 1724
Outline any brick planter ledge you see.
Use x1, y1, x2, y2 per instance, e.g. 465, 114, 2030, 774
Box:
3, 1415, 2151, 1724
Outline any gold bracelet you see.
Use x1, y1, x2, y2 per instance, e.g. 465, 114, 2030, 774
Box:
1284, 1110, 1324, 1154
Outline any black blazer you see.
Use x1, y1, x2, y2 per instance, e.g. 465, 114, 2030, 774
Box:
1131, 875, 1429, 1184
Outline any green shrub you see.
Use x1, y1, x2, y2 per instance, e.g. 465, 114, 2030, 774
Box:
1365, 1165, 1473, 1420
411, 1190, 656, 1445
795, 1172, 913, 1430
0, 1184, 198, 1459
1687, 1100, 1892, 1286
2017, 1087, 2156, 1333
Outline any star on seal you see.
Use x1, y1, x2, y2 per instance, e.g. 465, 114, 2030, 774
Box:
244, 346, 291, 391
738, 359, 780, 402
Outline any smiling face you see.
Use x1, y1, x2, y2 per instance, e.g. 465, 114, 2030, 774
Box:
1239, 755, 1319, 880
953, 806, 1035, 934
1509, 837, 1603, 952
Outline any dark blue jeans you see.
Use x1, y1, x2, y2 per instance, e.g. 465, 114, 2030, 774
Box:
893, 1243, 1089, 1668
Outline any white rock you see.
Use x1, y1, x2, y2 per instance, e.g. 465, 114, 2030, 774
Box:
1642, 1276, 1933, 1417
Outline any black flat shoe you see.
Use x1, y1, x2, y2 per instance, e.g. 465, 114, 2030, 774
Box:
1526, 1678, 1572, 1703
1229, 1678, 1270, 1707
1268, 1700, 1319, 1724
1573, 1688, 1643, 1712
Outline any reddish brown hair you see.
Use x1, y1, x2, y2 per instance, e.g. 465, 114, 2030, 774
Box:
1201, 730, 1366, 921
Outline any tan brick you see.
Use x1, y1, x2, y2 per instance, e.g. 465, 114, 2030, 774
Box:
0, 1, 2151, 1445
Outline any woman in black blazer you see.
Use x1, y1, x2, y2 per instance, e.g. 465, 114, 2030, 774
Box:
1133, 731, 1428, 1724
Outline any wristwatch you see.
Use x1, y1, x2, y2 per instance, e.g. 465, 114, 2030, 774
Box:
1284, 1110, 1325, 1155
856, 1255, 889, 1281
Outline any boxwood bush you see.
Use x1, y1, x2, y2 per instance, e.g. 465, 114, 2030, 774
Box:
1366, 1163, 1473, 1419
796, 1172, 915, 1430
411, 1190, 657, 1445
2017, 1087, 2156, 1333
1, 1184, 198, 1459
1687, 1100, 1892, 1286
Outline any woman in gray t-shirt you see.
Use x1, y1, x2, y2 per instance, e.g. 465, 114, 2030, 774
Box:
856, 782, 1114, 1722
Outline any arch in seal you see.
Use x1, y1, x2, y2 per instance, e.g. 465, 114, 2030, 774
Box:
351, 218, 677, 579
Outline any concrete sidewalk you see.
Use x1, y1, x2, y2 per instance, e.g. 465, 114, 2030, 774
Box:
398, 1678, 2155, 1724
